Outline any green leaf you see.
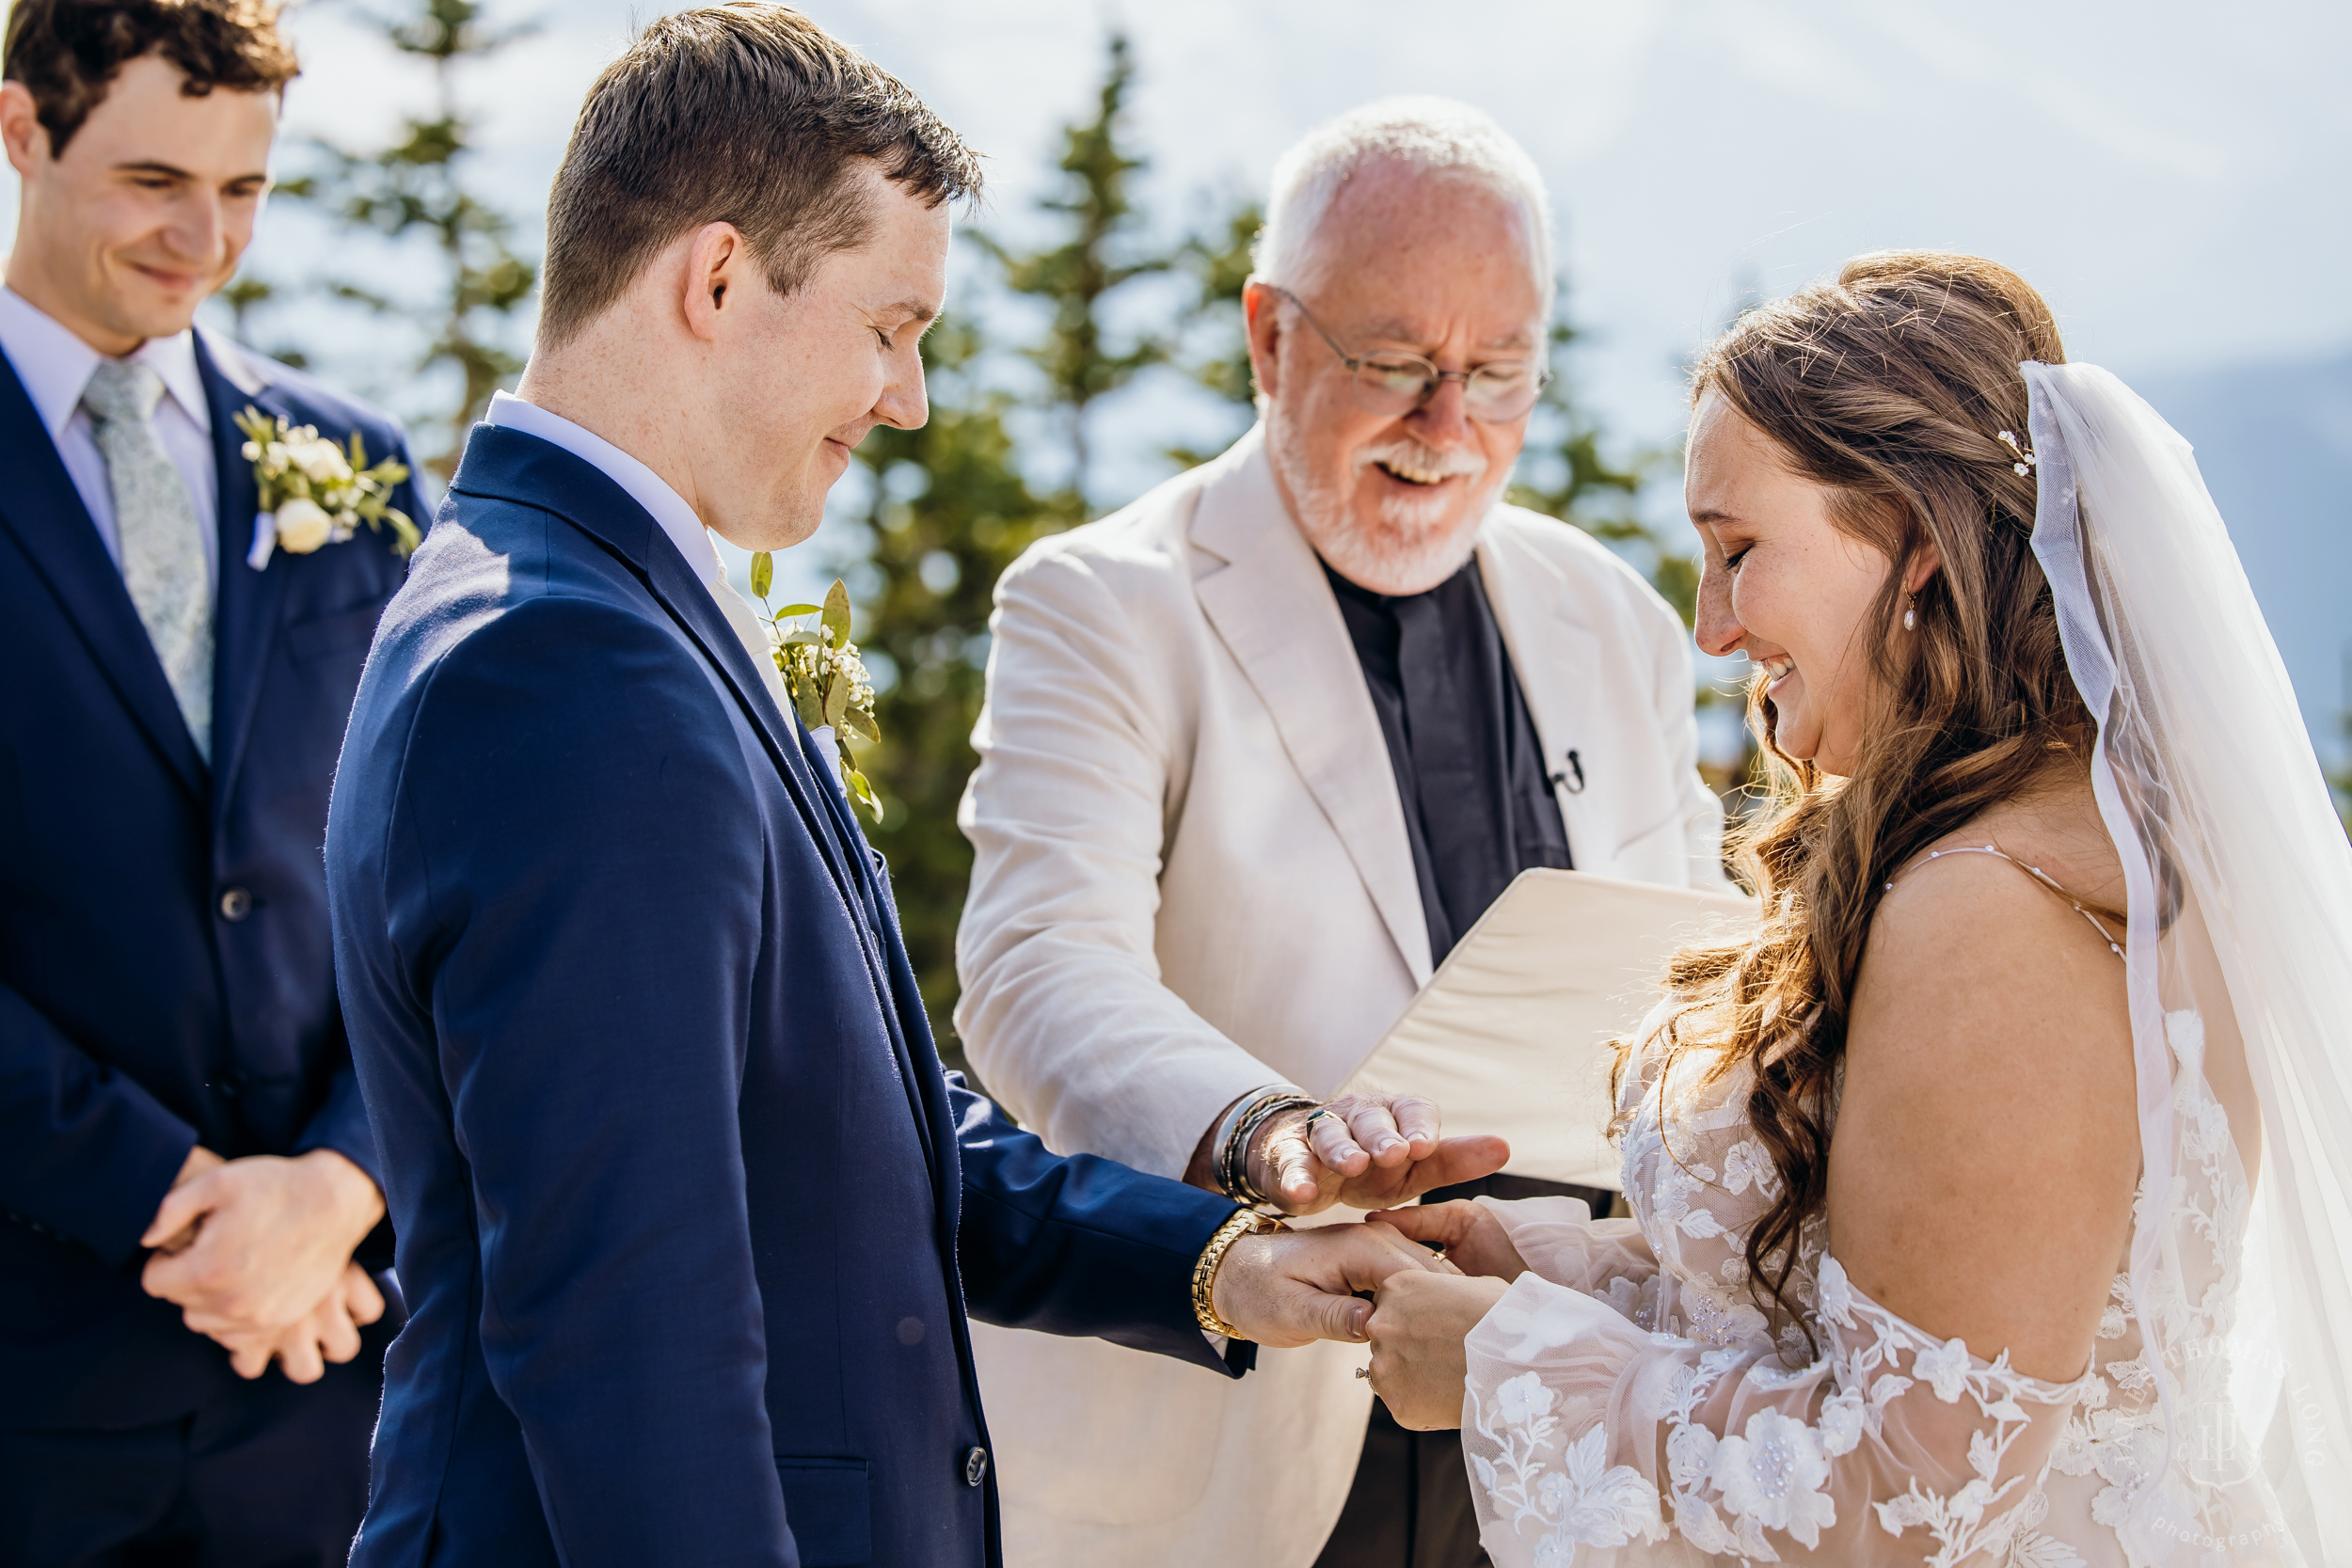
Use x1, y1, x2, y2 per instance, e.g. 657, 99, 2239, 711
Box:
822, 672, 850, 728
783, 628, 822, 646
749, 551, 773, 600
842, 706, 880, 743
821, 578, 851, 646
794, 686, 824, 730
846, 768, 882, 819
775, 603, 820, 618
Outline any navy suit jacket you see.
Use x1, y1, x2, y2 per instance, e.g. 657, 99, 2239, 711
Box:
326, 426, 1249, 1568
0, 330, 421, 1428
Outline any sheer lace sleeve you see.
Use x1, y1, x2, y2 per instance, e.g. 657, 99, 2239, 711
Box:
1461, 1254, 2096, 1566
1479, 1195, 1660, 1317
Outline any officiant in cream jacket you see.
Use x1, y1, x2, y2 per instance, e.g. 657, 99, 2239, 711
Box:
955, 101, 1726, 1568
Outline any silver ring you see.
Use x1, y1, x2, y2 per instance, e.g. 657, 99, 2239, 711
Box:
1354, 1366, 1369, 1379
1302, 1107, 1338, 1134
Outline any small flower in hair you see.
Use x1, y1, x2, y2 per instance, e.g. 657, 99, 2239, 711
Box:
1995, 429, 2038, 478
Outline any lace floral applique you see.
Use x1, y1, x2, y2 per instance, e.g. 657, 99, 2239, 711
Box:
1722, 1138, 1782, 1199
1652, 1155, 1726, 1241
1468, 1371, 1670, 1563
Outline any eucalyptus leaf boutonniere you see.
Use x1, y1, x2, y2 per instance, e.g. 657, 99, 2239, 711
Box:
751, 553, 882, 819
235, 405, 421, 569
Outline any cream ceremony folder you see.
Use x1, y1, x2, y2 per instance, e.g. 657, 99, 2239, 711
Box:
1343, 869, 1758, 1190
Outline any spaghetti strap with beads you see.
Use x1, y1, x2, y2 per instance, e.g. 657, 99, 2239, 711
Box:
1884, 842, 2125, 958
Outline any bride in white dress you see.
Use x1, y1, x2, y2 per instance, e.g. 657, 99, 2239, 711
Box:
1365, 251, 2352, 1565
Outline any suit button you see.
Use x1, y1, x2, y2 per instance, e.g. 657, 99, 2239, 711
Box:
217, 887, 253, 922
961, 1446, 989, 1487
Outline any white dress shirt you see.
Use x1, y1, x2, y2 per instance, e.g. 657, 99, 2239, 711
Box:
482, 392, 793, 714
0, 286, 218, 594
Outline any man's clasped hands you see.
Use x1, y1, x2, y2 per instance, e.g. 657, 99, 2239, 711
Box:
1199, 1089, 1541, 1432
138, 1145, 388, 1384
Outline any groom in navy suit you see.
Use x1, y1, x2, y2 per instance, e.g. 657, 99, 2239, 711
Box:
326, 8, 1498, 1568
1, 4, 421, 1565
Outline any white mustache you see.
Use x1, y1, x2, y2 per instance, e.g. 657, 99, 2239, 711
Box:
1351, 438, 1489, 484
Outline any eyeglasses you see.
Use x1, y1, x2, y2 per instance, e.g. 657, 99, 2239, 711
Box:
1269, 286, 1551, 423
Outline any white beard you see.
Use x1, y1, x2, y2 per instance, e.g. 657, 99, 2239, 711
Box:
1267, 406, 1507, 595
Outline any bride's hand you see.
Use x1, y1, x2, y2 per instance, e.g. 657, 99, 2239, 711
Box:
1367, 1199, 1527, 1281
1362, 1271, 1511, 1431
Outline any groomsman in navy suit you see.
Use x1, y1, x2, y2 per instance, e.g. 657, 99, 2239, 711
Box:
0, 4, 424, 1564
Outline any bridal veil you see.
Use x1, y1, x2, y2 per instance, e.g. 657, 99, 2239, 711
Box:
2026, 360, 2352, 1561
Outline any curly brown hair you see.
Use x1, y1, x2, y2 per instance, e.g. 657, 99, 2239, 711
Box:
3, 0, 297, 156
1630, 251, 2094, 1350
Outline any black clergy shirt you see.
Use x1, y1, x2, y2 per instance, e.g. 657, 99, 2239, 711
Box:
1324, 558, 1572, 964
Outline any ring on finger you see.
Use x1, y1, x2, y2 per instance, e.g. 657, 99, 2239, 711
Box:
1302, 1107, 1340, 1135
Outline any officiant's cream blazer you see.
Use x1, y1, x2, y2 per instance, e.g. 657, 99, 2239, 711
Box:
954, 425, 1725, 1568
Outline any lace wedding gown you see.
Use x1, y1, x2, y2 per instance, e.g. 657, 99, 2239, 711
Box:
1458, 860, 2288, 1567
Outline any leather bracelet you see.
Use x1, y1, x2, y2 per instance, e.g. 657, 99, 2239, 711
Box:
1192, 1207, 1289, 1339
1211, 1085, 1301, 1203
1206, 1087, 1281, 1196
1217, 1088, 1314, 1207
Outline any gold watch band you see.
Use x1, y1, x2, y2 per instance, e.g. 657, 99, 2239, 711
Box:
1192, 1208, 1288, 1339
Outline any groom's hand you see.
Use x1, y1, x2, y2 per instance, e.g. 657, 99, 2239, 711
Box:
1250, 1093, 1508, 1216
1210, 1221, 1457, 1348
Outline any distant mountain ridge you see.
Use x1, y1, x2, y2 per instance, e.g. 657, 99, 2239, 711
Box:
2129, 347, 2352, 765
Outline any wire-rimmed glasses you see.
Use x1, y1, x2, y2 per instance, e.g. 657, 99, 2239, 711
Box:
1268, 285, 1551, 422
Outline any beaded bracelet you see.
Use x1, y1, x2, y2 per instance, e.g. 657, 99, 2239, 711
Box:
1192, 1207, 1289, 1339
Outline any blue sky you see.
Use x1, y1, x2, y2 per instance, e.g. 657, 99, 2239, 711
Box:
6, 0, 2345, 740
202, 0, 2347, 434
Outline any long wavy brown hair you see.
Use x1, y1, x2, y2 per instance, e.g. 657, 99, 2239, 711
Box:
1634, 251, 2094, 1344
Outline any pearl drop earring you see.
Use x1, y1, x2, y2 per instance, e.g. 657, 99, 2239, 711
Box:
1903, 596, 1917, 631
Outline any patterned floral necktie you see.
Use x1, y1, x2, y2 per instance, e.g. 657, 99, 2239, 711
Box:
82, 359, 213, 762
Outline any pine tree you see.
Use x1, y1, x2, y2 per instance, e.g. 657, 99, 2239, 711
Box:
978, 33, 1169, 507
1163, 196, 1261, 468
823, 314, 1057, 1072
828, 34, 1184, 1067
284, 0, 536, 478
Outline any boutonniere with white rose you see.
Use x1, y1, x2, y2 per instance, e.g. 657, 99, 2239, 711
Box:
751, 555, 882, 820
235, 405, 421, 570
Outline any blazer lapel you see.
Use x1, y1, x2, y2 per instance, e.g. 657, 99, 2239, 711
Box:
1189, 428, 1433, 984
0, 344, 206, 798
1475, 523, 1612, 870
199, 331, 289, 821
450, 427, 879, 955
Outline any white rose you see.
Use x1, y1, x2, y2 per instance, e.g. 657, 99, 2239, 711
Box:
294, 439, 353, 486
273, 498, 334, 554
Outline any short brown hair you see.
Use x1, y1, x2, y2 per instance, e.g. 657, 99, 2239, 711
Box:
537, 3, 982, 348
3, 0, 297, 156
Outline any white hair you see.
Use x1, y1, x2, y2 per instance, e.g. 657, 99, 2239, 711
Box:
1253, 97, 1554, 311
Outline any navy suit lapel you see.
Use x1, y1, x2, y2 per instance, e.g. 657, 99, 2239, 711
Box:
0, 344, 205, 798
199, 334, 290, 821
452, 428, 952, 1190
451, 428, 874, 937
